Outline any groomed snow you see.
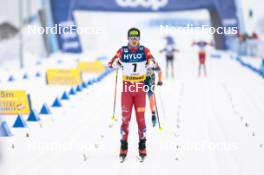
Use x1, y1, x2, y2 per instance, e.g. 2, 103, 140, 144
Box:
0, 11, 264, 175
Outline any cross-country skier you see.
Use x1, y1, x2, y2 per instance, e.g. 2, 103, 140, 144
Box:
191, 40, 213, 77
144, 61, 163, 127
108, 28, 157, 161
160, 37, 179, 78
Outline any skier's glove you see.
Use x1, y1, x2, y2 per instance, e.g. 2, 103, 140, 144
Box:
108, 61, 113, 68
146, 62, 155, 69
112, 60, 123, 70
157, 81, 163, 86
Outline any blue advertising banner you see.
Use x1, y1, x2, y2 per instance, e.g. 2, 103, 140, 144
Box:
50, 0, 240, 52
50, 0, 82, 53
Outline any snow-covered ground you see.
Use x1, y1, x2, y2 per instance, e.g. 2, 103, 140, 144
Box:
1, 49, 264, 175
0, 11, 264, 175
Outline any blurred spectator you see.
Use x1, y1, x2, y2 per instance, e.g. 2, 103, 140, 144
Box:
238, 33, 249, 55
247, 32, 259, 56
249, 9, 254, 18
238, 32, 261, 57
251, 32, 259, 40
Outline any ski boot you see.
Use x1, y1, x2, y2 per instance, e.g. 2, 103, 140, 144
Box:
152, 112, 157, 127
138, 138, 147, 162
119, 140, 128, 162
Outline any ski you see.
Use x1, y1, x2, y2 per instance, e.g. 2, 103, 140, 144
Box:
137, 155, 146, 163
119, 155, 127, 163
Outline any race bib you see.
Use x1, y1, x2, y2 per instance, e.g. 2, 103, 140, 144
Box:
120, 45, 147, 82
122, 61, 147, 82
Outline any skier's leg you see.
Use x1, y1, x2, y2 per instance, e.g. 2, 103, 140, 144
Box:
134, 88, 147, 156
204, 64, 207, 77
149, 95, 155, 113
145, 76, 157, 127
171, 58, 175, 78
119, 84, 133, 157
138, 138, 147, 157
149, 94, 157, 127
120, 139, 128, 158
166, 56, 169, 78
198, 51, 204, 77
145, 76, 154, 114
147, 77, 156, 114
121, 85, 133, 141
134, 86, 147, 140
198, 63, 201, 77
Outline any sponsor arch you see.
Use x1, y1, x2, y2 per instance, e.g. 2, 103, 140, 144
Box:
49, 0, 242, 52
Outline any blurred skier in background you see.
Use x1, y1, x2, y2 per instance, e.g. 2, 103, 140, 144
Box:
192, 40, 213, 77
144, 61, 163, 127
160, 36, 179, 78
108, 27, 157, 161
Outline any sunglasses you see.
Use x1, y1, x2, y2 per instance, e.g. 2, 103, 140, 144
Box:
128, 36, 140, 41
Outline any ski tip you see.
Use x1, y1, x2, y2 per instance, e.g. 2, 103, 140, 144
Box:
137, 155, 146, 163
119, 156, 126, 163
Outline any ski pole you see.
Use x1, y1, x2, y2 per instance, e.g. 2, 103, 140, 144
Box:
112, 69, 119, 121
153, 92, 163, 131
158, 88, 166, 120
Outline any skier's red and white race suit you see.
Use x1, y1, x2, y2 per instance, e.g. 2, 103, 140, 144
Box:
109, 45, 155, 141
198, 50, 206, 64
192, 41, 212, 76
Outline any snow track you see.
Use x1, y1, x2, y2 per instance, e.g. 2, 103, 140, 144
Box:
1, 50, 264, 175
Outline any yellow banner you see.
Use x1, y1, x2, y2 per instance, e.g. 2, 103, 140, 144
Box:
0, 90, 30, 115
46, 69, 82, 85
77, 60, 105, 73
